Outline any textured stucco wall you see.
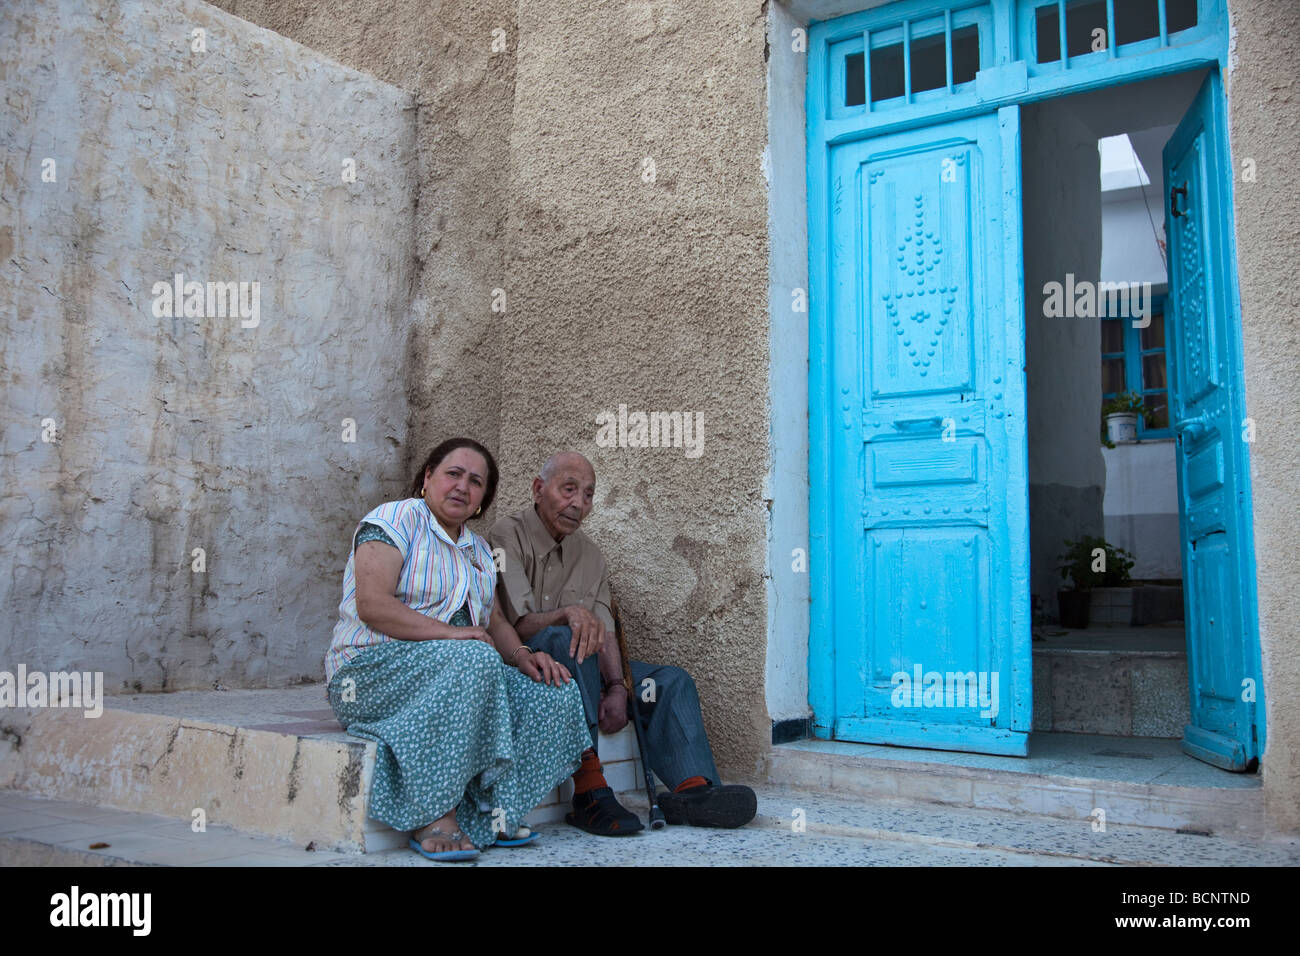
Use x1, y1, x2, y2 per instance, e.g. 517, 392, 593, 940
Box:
493, 0, 773, 776
1022, 100, 1106, 614
1225, 0, 1300, 832
0, 0, 416, 689
210, 0, 516, 488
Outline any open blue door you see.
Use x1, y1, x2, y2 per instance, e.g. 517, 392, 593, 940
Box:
821, 107, 1031, 756
1163, 71, 1264, 771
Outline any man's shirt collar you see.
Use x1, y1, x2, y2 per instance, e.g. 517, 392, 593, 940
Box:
524, 505, 565, 559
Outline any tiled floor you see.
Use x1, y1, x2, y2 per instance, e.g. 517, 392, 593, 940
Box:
5, 785, 1295, 867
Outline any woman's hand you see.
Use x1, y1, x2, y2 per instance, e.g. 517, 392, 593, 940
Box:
517, 649, 571, 687
441, 625, 494, 646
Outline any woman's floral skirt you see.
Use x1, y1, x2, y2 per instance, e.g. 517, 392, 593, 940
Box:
328, 639, 588, 848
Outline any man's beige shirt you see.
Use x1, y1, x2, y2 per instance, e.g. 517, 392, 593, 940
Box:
489, 506, 616, 635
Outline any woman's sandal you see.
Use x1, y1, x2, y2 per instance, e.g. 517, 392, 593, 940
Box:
493, 825, 540, 848
408, 826, 479, 862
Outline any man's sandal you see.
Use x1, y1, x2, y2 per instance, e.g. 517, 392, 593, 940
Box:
566, 786, 645, 837
493, 825, 540, 848
658, 784, 757, 829
408, 826, 479, 862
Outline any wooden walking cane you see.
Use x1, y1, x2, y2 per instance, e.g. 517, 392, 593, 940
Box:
610, 595, 666, 830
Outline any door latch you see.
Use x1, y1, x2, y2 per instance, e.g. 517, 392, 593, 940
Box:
1170, 182, 1189, 218
1174, 413, 1212, 444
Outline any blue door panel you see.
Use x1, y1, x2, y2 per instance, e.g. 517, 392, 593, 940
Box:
820, 108, 1029, 756
861, 529, 991, 723
1163, 70, 1263, 770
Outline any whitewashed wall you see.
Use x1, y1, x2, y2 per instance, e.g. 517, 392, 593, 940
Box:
0, 0, 417, 690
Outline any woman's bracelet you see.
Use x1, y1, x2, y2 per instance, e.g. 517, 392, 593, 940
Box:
509, 645, 535, 668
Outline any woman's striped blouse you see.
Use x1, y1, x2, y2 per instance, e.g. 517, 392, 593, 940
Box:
325, 497, 496, 684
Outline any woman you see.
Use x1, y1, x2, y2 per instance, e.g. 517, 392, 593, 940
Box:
325, 438, 591, 860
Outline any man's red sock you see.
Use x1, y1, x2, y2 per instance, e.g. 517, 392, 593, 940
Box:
674, 775, 709, 793
572, 749, 608, 795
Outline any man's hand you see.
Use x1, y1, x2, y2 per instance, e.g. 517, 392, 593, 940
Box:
599, 683, 629, 735
563, 605, 606, 664
519, 649, 572, 687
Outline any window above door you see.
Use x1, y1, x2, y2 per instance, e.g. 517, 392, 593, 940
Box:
832, 4, 993, 117
1026, 0, 1208, 73
812, 0, 1227, 136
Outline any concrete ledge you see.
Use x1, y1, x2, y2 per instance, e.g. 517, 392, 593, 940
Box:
0, 686, 646, 853
0, 836, 141, 867
0, 706, 373, 851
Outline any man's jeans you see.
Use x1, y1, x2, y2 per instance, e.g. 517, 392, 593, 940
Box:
526, 625, 720, 791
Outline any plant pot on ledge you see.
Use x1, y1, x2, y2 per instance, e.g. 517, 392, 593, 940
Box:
1101, 391, 1145, 445
1105, 412, 1139, 443
1055, 535, 1137, 630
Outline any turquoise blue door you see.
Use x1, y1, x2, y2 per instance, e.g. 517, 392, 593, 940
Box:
818, 108, 1031, 756
1163, 71, 1264, 771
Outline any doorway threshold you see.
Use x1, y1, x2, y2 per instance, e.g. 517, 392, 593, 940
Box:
767, 732, 1263, 836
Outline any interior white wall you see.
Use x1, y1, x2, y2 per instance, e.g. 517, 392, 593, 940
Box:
1101, 187, 1169, 286
1102, 442, 1183, 579
1023, 98, 1108, 614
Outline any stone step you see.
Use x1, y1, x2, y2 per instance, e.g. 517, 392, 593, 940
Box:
0, 686, 645, 852
765, 734, 1266, 837
1033, 641, 1189, 737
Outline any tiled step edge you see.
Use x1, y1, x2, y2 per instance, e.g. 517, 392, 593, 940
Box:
0, 707, 373, 852
763, 747, 1267, 836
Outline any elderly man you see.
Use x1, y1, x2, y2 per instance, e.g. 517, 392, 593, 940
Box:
489, 451, 756, 835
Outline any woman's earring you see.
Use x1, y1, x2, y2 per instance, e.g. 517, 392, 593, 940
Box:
475, 506, 482, 517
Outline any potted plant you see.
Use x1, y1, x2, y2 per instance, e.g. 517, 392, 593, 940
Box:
1055, 536, 1136, 628
1102, 391, 1144, 444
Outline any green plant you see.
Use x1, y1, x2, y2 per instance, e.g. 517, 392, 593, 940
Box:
1057, 535, 1135, 590
1101, 391, 1145, 418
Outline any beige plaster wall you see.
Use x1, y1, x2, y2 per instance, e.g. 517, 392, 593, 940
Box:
1225, 0, 1300, 832
496, 0, 773, 775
